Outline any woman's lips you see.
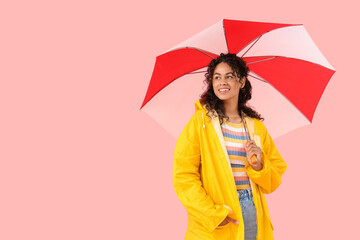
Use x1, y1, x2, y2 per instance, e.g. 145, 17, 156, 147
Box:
219, 88, 230, 93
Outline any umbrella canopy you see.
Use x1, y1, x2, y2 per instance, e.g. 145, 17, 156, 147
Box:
141, 19, 335, 138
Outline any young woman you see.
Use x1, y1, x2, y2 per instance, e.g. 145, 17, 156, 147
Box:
173, 53, 287, 240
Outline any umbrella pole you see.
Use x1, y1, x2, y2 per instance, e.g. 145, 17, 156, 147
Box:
241, 113, 258, 164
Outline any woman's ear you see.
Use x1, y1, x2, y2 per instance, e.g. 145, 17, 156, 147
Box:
240, 77, 246, 88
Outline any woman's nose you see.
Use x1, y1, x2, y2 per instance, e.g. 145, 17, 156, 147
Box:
220, 78, 228, 84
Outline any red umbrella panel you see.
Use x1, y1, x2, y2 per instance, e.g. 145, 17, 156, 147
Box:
141, 19, 335, 138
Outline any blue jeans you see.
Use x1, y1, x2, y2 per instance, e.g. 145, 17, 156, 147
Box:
238, 188, 258, 240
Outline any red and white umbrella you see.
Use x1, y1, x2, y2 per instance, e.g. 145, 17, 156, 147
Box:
140, 19, 335, 139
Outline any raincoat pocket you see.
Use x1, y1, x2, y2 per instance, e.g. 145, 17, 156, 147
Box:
215, 222, 229, 229
213, 222, 231, 238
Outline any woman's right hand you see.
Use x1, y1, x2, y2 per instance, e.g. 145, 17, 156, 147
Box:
218, 216, 239, 226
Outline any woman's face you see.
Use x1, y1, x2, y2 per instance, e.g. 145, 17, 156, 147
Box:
212, 62, 245, 103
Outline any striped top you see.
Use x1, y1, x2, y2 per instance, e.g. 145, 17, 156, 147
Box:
221, 120, 251, 190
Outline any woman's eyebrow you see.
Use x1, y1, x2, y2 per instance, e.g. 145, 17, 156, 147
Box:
214, 72, 234, 75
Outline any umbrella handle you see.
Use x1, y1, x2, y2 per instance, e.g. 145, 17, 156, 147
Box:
241, 113, 258, 165
250, 154, 258, 164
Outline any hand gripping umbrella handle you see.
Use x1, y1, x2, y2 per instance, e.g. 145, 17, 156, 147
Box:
250, 154, 258, 164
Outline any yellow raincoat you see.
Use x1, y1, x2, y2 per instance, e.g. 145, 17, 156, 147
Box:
173, 100, 287, 240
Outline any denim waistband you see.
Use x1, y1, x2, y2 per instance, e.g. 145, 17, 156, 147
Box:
237, 188, 253, 200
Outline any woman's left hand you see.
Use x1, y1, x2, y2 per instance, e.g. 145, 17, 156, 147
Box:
245, 140, 263, 171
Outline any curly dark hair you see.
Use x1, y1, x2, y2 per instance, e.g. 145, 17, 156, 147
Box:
200, 53, 263, 123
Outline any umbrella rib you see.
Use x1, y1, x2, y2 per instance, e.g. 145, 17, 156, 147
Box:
191, 47, 216, 59
247, 56, 277, 83
188, 57, 277, 76
241, 35, 262, 58
237, 25, 302, 58
188, 70, 207, 74
248, 74, 268, 83
223, 20, 230, 54
247, 56, 277, 65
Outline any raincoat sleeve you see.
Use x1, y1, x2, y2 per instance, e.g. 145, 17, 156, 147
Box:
173, 113, 230, 232
246, 121, 287, 194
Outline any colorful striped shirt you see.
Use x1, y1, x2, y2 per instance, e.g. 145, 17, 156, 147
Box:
221, 120, 251, 190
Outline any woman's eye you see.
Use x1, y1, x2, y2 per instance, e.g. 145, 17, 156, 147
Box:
227, 76, 233, 79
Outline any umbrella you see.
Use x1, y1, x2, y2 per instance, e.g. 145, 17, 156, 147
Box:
140, 19, 335, 139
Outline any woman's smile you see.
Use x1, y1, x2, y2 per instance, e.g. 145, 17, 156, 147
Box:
218, 88, 230, 93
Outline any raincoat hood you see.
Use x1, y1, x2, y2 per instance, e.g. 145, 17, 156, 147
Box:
194, 99, 203, 112
194, 99, 208, 130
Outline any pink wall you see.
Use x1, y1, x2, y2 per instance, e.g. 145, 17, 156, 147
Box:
1, 0, 359, 239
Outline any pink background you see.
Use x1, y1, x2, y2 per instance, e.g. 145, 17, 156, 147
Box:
1, 0, 359, 239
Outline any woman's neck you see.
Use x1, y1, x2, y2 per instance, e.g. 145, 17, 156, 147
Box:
223, 100, 241, 122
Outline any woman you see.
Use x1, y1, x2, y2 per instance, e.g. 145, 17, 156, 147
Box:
173, 53, 287, 240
